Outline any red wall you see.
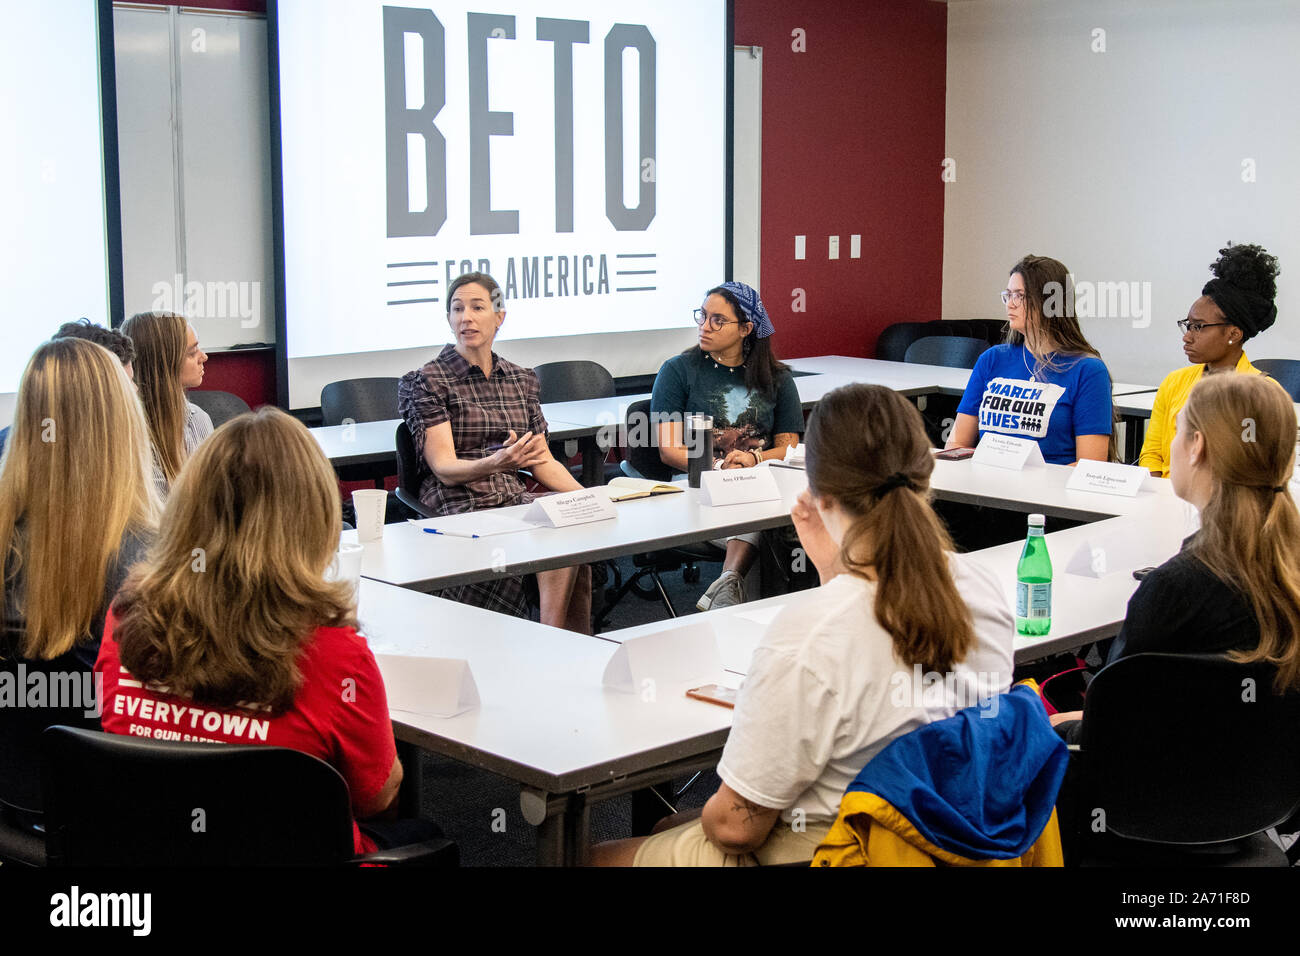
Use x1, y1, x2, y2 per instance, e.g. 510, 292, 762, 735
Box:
199, 349, 276, 409
733, 0, 947, 360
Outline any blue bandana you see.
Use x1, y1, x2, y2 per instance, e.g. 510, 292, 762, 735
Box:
716, 282, 775, 339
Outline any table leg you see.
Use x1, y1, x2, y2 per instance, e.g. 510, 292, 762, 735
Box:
528, 790, 591, 866
395, 738, 425, 818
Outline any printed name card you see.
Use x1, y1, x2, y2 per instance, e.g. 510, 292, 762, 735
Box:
1065, 533, 1157, 580
602, 623, 725, 693
1065, 460, 1147, 498
697, 467, 782, 507
972, 434, 1045, 471
375, 655, 480, 718
523, 488, 618, 528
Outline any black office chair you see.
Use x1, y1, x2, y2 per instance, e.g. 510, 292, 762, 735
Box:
187, 389, 251, 428
1252, 359, 1300, 402
874, 321, 942, 362
321, 377, 402, 488
41, 726, 457, 867
534, 360, 615, 403
394, 420, 435, 519
534, 360, 621, 485
903, 335, 989, 369
596, 400, 723, 630
0, 658, 103, 866
1072, 652, 1300, 866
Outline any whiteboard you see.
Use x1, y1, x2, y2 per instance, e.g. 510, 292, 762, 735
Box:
113, 7, 273, 349
732, 46, 762, 289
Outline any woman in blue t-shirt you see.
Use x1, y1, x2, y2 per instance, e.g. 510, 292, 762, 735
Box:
649, 282, 804, 610
947, 255, 1115, 465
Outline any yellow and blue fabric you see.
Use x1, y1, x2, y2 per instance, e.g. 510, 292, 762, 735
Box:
812, 684, 1068, 866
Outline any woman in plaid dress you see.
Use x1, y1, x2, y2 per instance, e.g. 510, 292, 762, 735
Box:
398, 272, 591, 632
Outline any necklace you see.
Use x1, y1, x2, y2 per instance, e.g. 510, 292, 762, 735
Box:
708, 351, 744, 374
1022, 346, 1039, 382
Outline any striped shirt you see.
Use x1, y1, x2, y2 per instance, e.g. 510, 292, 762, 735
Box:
151, 402, 214, 497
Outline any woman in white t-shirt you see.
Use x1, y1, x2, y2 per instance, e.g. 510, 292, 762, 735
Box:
591, 383, 1015, 866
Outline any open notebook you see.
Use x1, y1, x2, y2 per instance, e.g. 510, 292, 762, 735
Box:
604, 476, 686, 502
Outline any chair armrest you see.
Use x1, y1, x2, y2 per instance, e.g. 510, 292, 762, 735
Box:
351, 837, 459, 867
394, 487, 437, 519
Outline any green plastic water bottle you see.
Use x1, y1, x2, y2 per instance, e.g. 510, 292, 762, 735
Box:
1016, 513, 1052, 636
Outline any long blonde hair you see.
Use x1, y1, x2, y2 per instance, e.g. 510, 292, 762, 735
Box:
122, 311, 189, 485
0, 339, 160, 660
1182, 373, 1300, 691
804, 384, 975, 672
112, 407, 355, 710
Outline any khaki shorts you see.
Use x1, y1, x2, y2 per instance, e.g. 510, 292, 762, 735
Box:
633, 818, 832, 867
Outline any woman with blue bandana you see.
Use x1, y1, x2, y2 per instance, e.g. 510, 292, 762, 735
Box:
650, 282, 804, 610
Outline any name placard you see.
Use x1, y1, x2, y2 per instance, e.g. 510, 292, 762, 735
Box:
697, 467, 782, 507
375, 655, 480, 718
972, 433, 1046, 471
523, 489, 618, 528
1066, 460, 1147, 498
602, 623, 725, 694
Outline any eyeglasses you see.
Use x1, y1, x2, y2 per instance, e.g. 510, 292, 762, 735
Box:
1000, 290, 1026, 306
693, 308, 746, 331
1176, 320, 1230, 335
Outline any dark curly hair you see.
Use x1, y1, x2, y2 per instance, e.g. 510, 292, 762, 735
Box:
1202, 242, 1280, 340
52, 318, 136, 368
1208, 242, 1279, 299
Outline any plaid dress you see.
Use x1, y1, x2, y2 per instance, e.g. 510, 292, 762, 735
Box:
398, 346, 548, 618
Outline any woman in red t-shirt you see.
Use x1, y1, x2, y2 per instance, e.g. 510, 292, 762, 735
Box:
97, 407, 405, 854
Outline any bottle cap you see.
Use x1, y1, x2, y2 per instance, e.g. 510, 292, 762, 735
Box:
1028, 513, 1045, 527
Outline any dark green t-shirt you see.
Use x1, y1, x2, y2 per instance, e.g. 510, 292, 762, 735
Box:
650, 349, 804, 457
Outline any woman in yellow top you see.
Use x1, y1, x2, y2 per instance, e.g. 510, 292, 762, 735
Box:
1140, 243, 1281, 477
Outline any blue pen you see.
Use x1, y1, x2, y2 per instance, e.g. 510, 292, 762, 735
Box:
423, 527, 481, 539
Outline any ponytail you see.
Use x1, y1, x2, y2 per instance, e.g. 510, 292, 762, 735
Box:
806, 385, 975, 672
1183, 374, 1300, 692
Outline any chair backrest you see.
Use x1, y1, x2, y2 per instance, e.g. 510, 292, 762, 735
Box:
533, 361, 615, 404
874, 321, 940, 362
624, 399, 674, 483
1252, 359, 1300, 402
186, 389, 251, 428
1080, 652, 1300, 845
0, 660, 99, 817
393, 421, 435, 518
41, 726, 356, 865
904, 335, 990, 369
320, 377, 401, 426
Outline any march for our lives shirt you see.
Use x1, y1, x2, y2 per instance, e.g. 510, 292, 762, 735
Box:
956, 344, 1113, 465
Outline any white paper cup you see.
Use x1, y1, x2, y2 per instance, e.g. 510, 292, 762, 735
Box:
352, 489, 388, 542
327, 542, 365, 600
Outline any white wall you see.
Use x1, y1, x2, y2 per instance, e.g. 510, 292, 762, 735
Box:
943, 0, 1300, 386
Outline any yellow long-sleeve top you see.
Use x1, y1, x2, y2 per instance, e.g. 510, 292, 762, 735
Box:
1138, 353, 1270, 477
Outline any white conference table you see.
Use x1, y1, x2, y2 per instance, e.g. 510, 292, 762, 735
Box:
347, 456, 1177, 594
602, 491, 1197, 671
356, 577, 735, 866
343, 466, 809, 592
311, 357, 1160, 484
358, 462, 1192, 865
